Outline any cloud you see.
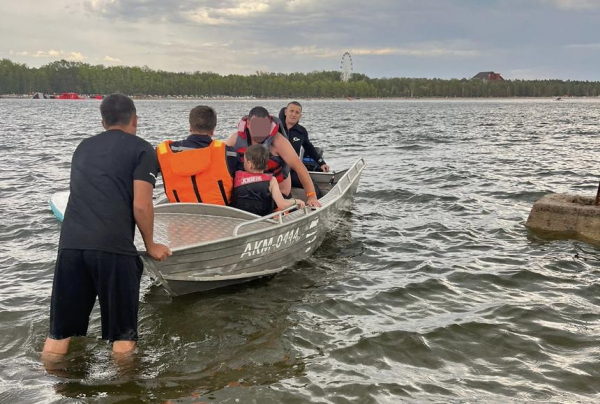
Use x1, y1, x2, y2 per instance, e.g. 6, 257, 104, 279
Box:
353, 47, 480, 58
281, 44, 480, 59
185, 2, 271, 25
565, 43, 600, 49
4, 0, 600, 79
285, 0, 321, 12
103, 55, 121, 62
85, 0, 273, 23
30, 50, 86, 61
541, 0, 600, 10
217, 1, 270, 16
81, 0, 397, 29
85, 0, 189, 21
65, 52, 86, 61
186, 9, 226, 25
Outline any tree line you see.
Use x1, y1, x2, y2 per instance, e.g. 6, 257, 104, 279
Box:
1, 58, 600, 98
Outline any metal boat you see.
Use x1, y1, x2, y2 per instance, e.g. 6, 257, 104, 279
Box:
142, 158, 365, 296
50, 158, 366, 296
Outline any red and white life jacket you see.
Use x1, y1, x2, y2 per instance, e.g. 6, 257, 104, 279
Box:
233, 116, 290, 183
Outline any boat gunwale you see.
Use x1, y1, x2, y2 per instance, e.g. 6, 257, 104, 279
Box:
163, 266, 286, 281
144, 158, 366, 254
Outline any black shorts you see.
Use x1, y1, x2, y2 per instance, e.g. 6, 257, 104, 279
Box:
49, 249, 144, 342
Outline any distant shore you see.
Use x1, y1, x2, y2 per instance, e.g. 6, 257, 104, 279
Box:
4, 59, 600, 99
1, 94, 599, 101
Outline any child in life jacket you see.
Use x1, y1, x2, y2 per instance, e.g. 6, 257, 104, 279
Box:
232, 144, 306, 216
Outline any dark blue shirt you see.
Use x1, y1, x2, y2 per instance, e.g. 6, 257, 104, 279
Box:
59, 130, 158, 256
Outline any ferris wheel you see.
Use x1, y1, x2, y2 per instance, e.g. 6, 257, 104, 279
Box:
340, 52, 353, 82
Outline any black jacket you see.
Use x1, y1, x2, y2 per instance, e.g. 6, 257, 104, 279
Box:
278, 107, 326, 166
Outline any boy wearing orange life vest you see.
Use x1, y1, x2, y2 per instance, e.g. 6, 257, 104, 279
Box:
157, 106, 239, 205
232, 144, 305, 216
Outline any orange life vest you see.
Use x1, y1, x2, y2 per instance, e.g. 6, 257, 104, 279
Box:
157, 139, 233, 205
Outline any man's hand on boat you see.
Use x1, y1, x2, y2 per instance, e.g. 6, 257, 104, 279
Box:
146, 242, 172, 261
307, 195, 321, 208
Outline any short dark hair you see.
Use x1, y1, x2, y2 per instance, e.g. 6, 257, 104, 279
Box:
287, 101, 302, 110
100, 93, 136, 126
248, 106, 270, 119
244, 144, 270, 171
189, 105, 217, 133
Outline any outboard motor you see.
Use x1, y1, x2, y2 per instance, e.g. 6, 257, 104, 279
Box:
301, 147, 324, 172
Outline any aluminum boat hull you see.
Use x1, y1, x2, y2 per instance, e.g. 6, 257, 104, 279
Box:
141, 158, 365, 296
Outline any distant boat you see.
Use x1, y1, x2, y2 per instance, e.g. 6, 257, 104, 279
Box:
57, 92, 84, 100
31, 93, 103, 100
31, 92, 49, 99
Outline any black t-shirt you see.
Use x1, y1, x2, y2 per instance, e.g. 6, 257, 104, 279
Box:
59, 130, 159, 256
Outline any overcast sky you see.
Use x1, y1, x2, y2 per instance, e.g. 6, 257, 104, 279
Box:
1, 0, 599, 80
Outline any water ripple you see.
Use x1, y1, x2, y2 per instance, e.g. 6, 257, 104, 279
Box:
2, 98, 600, 402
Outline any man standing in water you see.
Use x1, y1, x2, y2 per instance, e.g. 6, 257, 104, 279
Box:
42, 94, 171, 362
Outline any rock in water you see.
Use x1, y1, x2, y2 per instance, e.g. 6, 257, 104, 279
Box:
526, 193, 600, 246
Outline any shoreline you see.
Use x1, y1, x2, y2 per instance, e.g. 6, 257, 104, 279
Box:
1, 94, 599, 101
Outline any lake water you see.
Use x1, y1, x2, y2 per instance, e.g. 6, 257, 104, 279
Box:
1, 98, 599, 403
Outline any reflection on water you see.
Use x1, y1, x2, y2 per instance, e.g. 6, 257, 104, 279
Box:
1, 99, 600, 402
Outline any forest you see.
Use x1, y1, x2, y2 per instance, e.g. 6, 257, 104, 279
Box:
1, 58, 600, 98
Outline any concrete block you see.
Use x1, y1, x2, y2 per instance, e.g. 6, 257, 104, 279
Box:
526, 193, 600, 246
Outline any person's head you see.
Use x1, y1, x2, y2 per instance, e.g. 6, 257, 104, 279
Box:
247, 106, 272, 143
100, 93, 137, 134
244, 144, 270, 172
284, 101, 302, 127
189, 105, 217, 135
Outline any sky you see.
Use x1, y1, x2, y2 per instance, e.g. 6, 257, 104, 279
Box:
1, 0, 599, 80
